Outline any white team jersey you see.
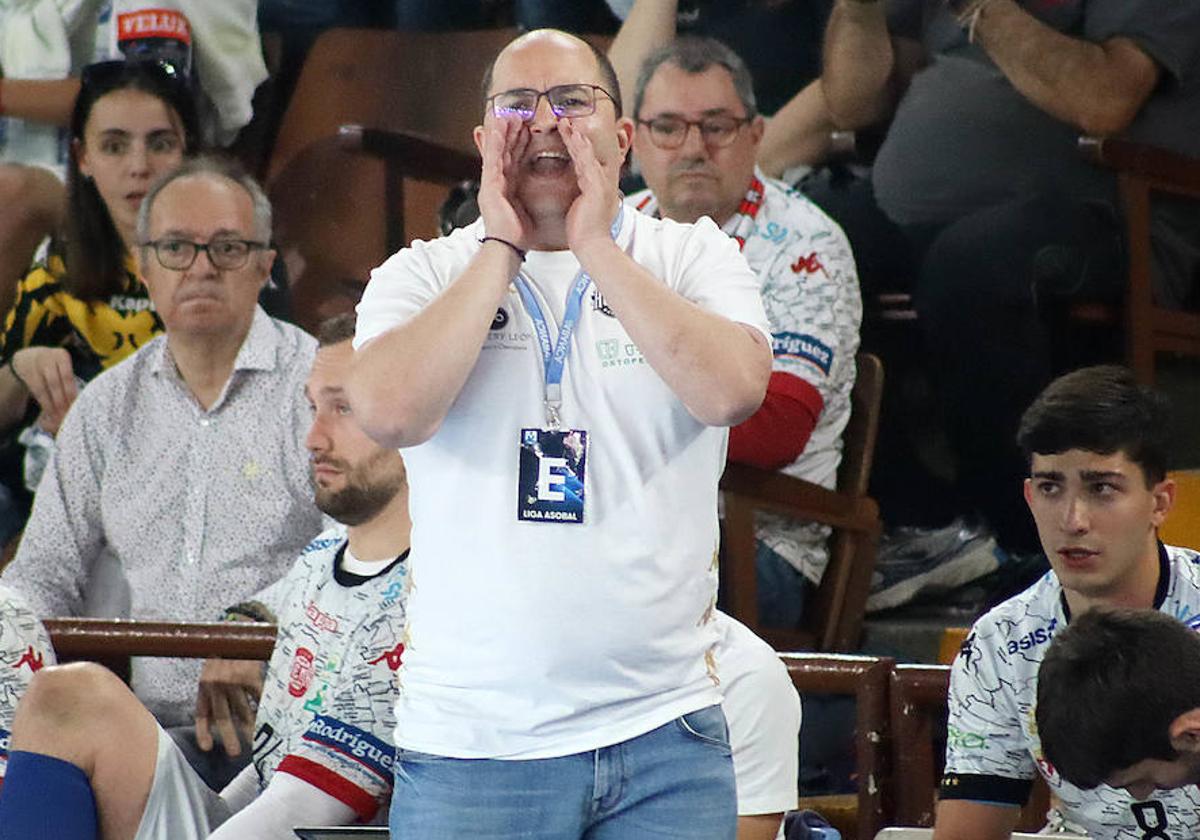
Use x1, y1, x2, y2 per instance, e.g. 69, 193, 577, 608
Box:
944, 543, 1200, 840
0, 584, 55, 779
630, 169, 861, 585
251, 528, 407, 822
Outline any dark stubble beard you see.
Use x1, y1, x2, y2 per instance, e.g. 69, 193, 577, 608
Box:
314, 452, 406, 526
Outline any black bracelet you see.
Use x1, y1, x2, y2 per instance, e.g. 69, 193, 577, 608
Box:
479, 235, 526, 262
6, 357, 28, 391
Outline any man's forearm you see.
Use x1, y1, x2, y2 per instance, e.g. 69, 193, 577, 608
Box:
576, 241, 771, 427
758, 80, 836, 177
822, 0, 895, 129
349, 243, 519, 448
608, 0, 680, 107
972, 0, 1159, 135
0, 79, 82, 128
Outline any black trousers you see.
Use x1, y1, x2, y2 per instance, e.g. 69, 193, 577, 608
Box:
804, 169, 1126, 554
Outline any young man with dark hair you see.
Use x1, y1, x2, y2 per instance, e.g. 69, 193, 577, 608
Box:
933, 365, 1200, 840
1037, 607, 1200, 801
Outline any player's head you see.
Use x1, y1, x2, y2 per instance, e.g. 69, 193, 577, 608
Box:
632, 36, 764, 226
1018, 365, 1171, 487
305, 314, 407, 525
1037, 607, 1200, 799
1017, 366, 1175, 603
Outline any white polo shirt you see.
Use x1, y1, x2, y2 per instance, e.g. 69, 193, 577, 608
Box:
356, 211, 770, 759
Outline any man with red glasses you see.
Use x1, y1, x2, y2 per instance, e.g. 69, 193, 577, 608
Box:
350, 27, 773, 840
629, 36, 861, 634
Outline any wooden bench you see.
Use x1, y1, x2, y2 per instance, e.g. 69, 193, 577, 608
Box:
784, 652, 893, 840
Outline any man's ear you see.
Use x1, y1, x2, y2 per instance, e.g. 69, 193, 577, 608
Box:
1168, 708, 1200, 753
748, 114, 765, 148
615, 116, 634, 163
473, 124, 486, 157
1023, 477, 1034, 510
1150, 476, 1176, 529
260, 248, 278, 289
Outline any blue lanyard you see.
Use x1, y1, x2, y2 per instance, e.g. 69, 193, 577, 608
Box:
512, 207, 624, 428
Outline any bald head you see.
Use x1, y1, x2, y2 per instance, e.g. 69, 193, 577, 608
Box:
481, 29, 623, 117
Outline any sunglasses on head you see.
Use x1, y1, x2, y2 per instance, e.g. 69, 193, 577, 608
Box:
80, 58, 188, 91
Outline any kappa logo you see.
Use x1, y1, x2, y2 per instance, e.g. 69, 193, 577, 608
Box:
12, 646, 44, 674
790, 251, 826, 275
491, 308, 509, 330
369, 642, 406, 671
305, 601, 338, 632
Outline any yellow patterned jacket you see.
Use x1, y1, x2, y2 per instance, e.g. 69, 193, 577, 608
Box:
0, 250, 163, 384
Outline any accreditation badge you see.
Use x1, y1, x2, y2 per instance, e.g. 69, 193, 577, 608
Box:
517, 428, 588, 524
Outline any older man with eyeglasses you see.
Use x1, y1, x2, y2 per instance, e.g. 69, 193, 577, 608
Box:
1, 154, 323, 786
628, 36, 862, 635
349, 27, 773, 840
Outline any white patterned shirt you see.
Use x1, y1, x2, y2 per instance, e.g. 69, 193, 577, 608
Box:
0, 584, 55, 780
944, 544, 1200, 839
630, 169, 862, 583
251, 527, 407, 822
1, 307, 323, 726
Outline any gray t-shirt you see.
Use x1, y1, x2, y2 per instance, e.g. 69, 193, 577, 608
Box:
873, 0, 1200, 227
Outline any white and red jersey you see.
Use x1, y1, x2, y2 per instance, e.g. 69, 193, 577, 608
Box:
630, 170, 862, 584
0, 584, 56, 781
250, 527, 408, 823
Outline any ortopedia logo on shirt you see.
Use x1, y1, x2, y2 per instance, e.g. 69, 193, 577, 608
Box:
595, 338, 646, 368
118, 9, 191, 43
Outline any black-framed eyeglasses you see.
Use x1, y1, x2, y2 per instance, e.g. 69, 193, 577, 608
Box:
635, 114, 754, 149
486, 84, 616, 122
141, 238, 269, 271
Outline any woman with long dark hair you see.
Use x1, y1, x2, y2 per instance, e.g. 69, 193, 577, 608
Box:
0, 60, 200, 533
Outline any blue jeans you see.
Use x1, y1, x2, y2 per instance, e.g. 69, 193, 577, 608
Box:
756, 541, 812, 629
389, 705, 736, 839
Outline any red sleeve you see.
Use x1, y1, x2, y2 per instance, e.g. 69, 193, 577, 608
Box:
727, 371, 824, 470
277, 755, 379, 822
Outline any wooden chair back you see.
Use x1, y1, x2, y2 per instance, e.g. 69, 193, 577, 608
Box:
263, 28, 514, 332
888, 663, 1050, 831
783, 652, 893, 840
1078, 136, 1200, 384
721, 353, 885, 652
